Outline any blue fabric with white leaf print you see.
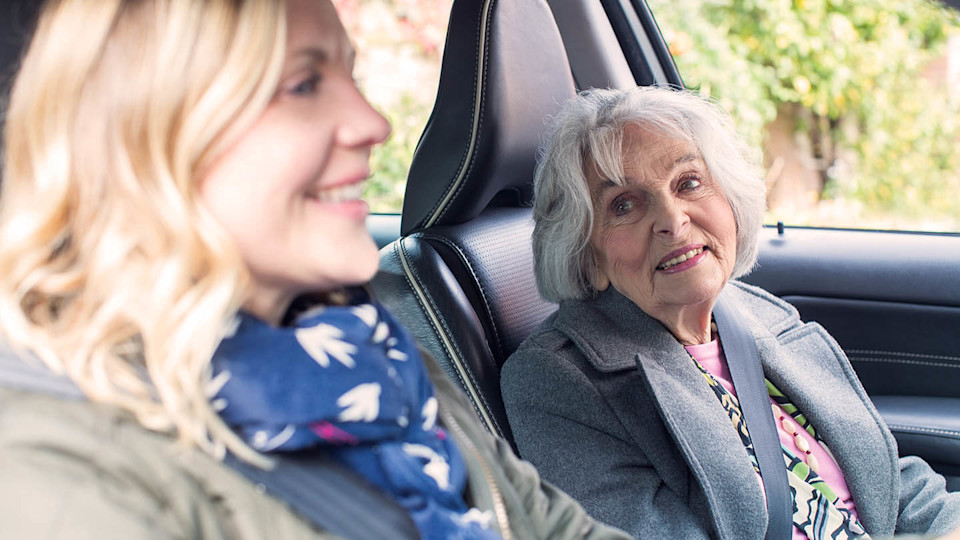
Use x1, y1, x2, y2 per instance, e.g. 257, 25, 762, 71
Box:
211, 291, 501, 540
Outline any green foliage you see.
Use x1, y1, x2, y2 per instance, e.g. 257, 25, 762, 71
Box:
335, 0, 449, 214
366, 93, 430, 213
649, 0, 960, 230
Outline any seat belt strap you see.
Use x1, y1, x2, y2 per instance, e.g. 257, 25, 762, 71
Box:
713, 296, 792, 540
223, 452, 420, 540
0, 345, 419, 540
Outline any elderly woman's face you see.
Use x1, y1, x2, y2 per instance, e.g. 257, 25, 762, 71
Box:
588, 124, 737, 317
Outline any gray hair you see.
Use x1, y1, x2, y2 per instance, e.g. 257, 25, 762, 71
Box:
532, 86, 766, 303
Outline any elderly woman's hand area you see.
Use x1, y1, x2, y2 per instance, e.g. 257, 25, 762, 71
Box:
501, 86, 960, 540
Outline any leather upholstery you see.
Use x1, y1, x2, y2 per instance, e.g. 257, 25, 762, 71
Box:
399, 0, 577, 234
372, 0, 575, 446
375, 209, 556, 444
0, 2, 38, 88
872, 396, 960, 471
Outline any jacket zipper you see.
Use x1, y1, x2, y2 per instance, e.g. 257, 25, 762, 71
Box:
440, 407, 513, 540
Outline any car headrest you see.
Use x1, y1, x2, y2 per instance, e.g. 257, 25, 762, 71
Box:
399, 0, 577, 235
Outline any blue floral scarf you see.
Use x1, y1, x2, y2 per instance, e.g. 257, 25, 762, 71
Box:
210, 292, 501, 540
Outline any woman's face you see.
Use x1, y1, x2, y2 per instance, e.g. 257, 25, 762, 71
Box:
200, 0, 390, 322
588, 124, 737, 318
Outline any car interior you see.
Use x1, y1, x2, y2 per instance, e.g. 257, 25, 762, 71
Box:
0, 0, 956, 514
368, 0, 960, 491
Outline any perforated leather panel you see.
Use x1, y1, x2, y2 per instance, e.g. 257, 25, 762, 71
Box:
372, 208, 557, 448
425, 208, 556, 362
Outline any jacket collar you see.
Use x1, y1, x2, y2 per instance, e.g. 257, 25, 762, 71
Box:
554, 286, 683, 372
551, 282, 896, 537
554, 285, 772, 538
553, 282, 795, 373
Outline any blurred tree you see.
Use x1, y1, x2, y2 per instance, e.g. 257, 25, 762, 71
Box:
332, 0, 451, 213
648, 0, 960, 230
339, 0, 960, 229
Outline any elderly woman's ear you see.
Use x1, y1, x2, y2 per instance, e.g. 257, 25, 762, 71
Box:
587, 257, 611, 292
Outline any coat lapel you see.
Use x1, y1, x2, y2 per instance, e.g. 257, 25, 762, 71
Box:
751, 322, 899, 535
555, 287, 768, 540
553, 283, 901, 537
721, 284, 899, 535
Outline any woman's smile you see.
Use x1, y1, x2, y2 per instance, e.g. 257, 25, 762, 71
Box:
304, 179, 370, 222
198, 0, 391, 325
656, 244, 709, 273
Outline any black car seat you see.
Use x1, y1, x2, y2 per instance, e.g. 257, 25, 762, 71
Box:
370, 0, 577, 448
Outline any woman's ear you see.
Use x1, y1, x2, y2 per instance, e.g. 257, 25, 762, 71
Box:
593, 271, 610, 292
588, 258, 611, 291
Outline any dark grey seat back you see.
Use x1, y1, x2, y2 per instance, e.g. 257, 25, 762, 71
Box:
372, 0, 576, 447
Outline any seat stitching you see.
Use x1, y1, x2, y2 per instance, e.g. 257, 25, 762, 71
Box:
848, 357, 960, 370
424, 0, 495, 228
846, 350, 960, 363
886, 424, 960, 439
395, 242, 471, 399
424, 233, 504, 361
398, 238, 504, 436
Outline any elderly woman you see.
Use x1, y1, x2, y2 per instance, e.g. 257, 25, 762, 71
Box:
0, 1, 632, 538
501, 86, 960, 540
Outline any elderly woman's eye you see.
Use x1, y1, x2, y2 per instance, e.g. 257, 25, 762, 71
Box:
613, 197, 635, 216
679, 177, 702, 191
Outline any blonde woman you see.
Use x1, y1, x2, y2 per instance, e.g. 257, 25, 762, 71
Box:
0, 1, 630, 538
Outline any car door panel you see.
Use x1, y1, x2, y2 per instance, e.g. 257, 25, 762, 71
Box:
744, 227, 960, 489
872, 396, 960, 491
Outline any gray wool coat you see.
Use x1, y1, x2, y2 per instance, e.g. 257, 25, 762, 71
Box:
501, 280, 960, 540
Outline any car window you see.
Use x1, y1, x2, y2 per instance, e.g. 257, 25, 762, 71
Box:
332, 0, 454, 214
646, 0, 960, 233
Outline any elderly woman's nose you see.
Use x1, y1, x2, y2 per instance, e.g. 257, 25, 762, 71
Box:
652, 198, 689, 236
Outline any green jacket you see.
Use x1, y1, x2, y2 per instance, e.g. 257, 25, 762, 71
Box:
0, 355, 629, 540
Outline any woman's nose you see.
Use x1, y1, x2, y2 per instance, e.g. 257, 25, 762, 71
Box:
337, 85, 392, 148
653, 198, 689, 237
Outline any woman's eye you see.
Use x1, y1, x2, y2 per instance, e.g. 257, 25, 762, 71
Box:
289, 74, 321, 96
612, 197, 635, 216
679, 177, 702, 191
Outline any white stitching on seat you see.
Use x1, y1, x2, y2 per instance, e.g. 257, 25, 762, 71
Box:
886, 424, 960, 439
848, 357, 960, 370
424, 0, 496, 228
396, 239, 504, 437
396, 243, 470, 387
425, 234, 503, 361
847, 349, 960, 363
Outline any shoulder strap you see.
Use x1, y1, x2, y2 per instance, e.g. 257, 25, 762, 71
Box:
713, 296, 792, 540
0, 345, 419, 540
0, 345, 85, 400
223, 453, 420, 540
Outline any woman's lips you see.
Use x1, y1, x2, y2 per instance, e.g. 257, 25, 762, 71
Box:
304, 181, 369, 221
657, 245, 708, 273
312, 198, 369, 221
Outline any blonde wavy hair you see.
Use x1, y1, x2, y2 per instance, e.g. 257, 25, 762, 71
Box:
0, 0, 287, 465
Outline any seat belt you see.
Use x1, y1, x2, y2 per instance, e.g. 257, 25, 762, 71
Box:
0, 345, 420, 540
713, 295, 792, 540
